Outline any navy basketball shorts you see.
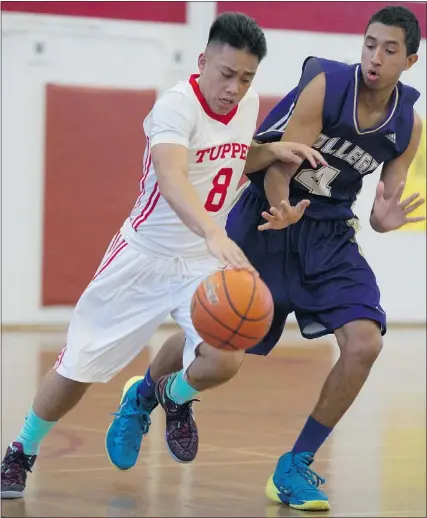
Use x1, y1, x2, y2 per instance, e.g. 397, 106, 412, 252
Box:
226, 184, 387, 356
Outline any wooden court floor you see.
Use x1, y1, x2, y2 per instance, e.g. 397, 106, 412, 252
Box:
1, 325, 426, 517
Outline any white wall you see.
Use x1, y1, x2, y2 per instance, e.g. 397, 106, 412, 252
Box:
1, 4, 426, 325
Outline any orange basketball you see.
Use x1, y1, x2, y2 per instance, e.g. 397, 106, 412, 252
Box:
191, 269, 274, 351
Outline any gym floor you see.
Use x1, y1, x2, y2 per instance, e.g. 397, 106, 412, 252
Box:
2, 325, 426, 517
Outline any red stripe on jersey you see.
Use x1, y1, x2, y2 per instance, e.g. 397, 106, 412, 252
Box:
138, 190, 161, 226
140, 137, 151, 194
132, 182, 160, 229
132, 184, 161, 229
131, 138, 154, 223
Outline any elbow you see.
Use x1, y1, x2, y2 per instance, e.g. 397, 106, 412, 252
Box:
268, 161, 294, 180
159, 187, 174, 204
264, 162, 293, 188
156, 166, 189, 203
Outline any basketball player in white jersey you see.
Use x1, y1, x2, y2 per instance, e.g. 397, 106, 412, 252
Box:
2, 12, 325, 497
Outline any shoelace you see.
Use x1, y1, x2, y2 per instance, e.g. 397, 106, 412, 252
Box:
2, 450, 34, 482
169, 399, 199, 436
111, 408, 152, 449
277, 453, 325, 492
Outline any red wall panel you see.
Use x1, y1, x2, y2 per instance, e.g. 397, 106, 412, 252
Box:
42, 85, 156, 305
217, 2, 426, 37
1, 1, 187, 24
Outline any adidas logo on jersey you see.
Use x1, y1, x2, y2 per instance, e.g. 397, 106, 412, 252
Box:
386, 133, 396, 144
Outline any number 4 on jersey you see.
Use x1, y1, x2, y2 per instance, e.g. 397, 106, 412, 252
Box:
295, 165, 340, 197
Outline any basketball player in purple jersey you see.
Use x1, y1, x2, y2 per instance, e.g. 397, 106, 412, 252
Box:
122, 5, 424, 512
226, 5, 425, 510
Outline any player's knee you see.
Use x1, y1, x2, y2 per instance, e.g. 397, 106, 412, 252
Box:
352, 336, 383, 367
338, 320, 383, 366
195, 341, 245, 382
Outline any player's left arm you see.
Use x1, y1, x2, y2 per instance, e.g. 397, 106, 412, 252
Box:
370, 111, 425, 232
243, 139, 326, 175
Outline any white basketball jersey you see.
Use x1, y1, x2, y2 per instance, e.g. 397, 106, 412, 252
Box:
122, 74, 259, 259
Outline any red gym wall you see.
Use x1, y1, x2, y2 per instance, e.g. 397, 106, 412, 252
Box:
42, 86, 157, 305
216, 1, 426, 36
1, 1, 187, 23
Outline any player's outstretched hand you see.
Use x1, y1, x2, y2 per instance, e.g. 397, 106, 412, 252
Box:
371, 181, 425, 232
271, 141, 328, 169
258, 199, 311, 231
206, 229, 258, 274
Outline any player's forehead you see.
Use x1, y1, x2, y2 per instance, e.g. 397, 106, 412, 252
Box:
365, 22, 406, 47
211, 43, 259, 75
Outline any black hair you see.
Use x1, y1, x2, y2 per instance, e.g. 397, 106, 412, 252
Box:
366, 5, 421, 55
207, 12, 267, 62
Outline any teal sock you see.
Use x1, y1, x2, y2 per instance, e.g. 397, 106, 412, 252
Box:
166, 370, 199, 405
15, 407, 57, 455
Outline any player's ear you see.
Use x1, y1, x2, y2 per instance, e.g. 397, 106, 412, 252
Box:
198, 53, 207, 73
404, 53, 418, 71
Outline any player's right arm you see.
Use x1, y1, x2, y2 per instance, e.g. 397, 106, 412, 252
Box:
152, 143, 220, 238
259, 72, 326, 231
150, 92, 255, 272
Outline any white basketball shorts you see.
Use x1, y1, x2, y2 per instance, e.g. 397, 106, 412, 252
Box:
54, 231, 221, 383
